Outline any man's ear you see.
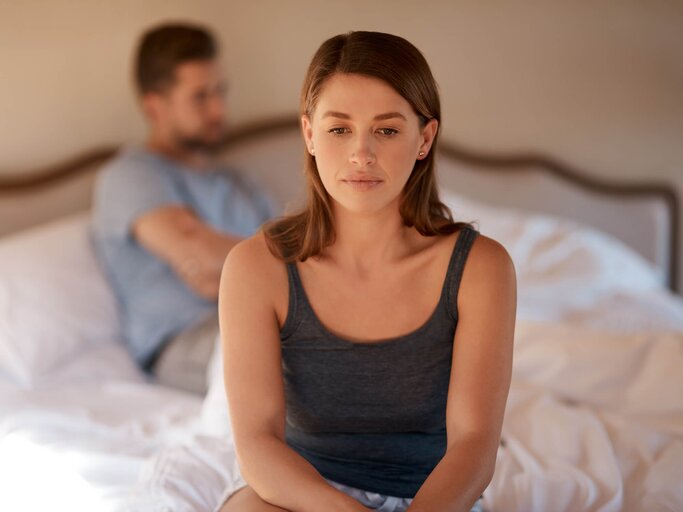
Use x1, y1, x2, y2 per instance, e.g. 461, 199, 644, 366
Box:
141, 92, 163, 122
301, 114, 315, 156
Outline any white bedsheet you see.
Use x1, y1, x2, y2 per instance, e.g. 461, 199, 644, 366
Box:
3, 289, 678, 512
1, 289, 681, 512
124, 290, 683, 512
0, 343, 203, 512
1, 210, 682, 511
489, 321, 683, 511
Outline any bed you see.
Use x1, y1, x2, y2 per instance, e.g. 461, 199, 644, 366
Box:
0, 117, 681, 512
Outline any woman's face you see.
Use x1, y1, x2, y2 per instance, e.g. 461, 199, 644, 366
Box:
302, 73, 437, 216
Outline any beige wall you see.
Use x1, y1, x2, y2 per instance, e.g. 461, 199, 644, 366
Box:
1, 0, 682, 286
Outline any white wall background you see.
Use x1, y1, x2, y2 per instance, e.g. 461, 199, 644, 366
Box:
1, 0, 682, 287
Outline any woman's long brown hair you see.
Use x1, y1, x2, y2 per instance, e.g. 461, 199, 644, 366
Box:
264, 31, 471, 262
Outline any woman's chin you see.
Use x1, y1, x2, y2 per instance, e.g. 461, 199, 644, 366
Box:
332, 195, 401, 218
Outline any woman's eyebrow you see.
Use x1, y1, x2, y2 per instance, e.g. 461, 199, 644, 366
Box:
374, 112, 407, 121
321, 111, 407, 121
322, 111, 351, 119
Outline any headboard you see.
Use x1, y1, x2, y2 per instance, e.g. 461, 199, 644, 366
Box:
0, 116, 678, 292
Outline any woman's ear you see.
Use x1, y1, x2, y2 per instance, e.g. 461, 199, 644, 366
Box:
418, 119, 439, 158
301, 115, 315, 156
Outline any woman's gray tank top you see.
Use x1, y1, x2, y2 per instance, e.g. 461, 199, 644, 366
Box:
280, 226, 479, 498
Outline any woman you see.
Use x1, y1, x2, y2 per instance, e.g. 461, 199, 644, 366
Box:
218, 31, 516, 512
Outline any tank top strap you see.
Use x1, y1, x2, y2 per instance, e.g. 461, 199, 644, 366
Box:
281, 262, 305, 338
443, 226, 479, 322
282, 226, 479, 337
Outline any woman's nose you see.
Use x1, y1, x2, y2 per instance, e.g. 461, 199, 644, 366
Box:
349, 135, 376, 167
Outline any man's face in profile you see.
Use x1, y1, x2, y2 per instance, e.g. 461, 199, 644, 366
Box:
153, 60, 228, 152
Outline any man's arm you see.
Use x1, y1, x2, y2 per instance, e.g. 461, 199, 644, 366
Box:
407, 235, 517, 512
132, 205, 242, 301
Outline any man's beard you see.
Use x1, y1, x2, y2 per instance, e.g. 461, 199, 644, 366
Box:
175, 126, 226, 155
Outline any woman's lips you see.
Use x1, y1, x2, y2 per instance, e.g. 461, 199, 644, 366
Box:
340, 176, 383, 190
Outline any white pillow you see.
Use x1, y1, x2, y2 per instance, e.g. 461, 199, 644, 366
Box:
441, 190, 663, 317
0, 213, 121, 387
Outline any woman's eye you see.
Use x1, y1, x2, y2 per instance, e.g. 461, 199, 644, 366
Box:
328, 127, 349, 135
377, 128, 399, 136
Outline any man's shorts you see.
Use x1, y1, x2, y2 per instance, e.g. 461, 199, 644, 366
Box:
152, 312, 219, 395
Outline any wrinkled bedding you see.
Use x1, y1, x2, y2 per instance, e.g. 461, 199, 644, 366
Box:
1, 207, 681, 511
123, 290, 683, 512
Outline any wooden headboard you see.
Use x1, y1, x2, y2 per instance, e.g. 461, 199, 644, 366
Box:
0, 116, 678, 292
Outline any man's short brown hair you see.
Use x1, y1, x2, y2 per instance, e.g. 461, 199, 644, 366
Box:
135, 23, 217, 95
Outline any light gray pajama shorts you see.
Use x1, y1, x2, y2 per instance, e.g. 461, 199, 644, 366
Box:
215, 477, 484, 511
325, 481, 484, 512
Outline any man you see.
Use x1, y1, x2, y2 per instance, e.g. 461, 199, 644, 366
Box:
91, 23, 273, 394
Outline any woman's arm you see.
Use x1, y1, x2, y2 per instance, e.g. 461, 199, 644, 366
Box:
219, 235, 371, 512
407, 235, 517, 512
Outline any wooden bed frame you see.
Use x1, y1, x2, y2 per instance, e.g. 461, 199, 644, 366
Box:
0, 116, 678, 292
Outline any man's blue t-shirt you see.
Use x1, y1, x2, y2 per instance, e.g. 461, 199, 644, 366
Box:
91, 147, 273, 368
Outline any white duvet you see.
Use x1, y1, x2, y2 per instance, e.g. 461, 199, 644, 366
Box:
0, 200, 681, 512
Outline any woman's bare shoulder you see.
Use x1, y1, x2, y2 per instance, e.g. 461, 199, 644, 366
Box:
222, 231, 288, 290
220, 231, 290, 329
468, 232, 515, 273
461, 231, 517, 298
